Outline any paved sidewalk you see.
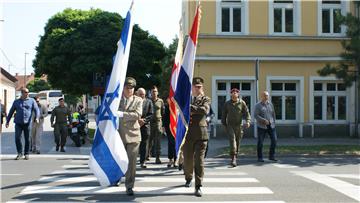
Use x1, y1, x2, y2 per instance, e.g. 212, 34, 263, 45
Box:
87, 113, 359, 158
2, 113, 358, 158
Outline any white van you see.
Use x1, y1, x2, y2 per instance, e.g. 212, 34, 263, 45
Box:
37, 90, 64, 112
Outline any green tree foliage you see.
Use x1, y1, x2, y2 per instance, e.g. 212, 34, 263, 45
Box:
33, 8, 166, 95
318, 10, 360, 86
27, 78, 52, 92
64, 94, 82, 108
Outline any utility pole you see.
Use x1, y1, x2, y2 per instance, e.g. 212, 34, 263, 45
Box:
24, 52, 28, 87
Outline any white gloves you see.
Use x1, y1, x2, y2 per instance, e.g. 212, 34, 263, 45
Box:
116, 111, 124, 118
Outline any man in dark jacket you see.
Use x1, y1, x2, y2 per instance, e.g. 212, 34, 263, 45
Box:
137, 87, 153, 168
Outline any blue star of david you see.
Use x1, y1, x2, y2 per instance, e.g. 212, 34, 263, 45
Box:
97, 83, 121, 129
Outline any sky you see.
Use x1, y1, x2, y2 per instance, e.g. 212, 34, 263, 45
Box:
0, 0, 182, 75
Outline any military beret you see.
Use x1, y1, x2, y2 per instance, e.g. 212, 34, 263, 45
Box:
125, 77, 136, 88
192, 77, 204, 86
231, 88, 240, 93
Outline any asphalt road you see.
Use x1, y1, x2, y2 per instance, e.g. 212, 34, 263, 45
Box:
1, 117, 359, 203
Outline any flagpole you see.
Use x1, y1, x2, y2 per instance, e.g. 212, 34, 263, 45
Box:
130, 0, 134, 10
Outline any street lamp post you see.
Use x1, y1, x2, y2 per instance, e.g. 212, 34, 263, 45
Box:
24, 52, 28, 87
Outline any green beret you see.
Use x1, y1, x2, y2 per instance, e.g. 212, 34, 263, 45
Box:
125, 77, 136, 88
192, 77, 204, 85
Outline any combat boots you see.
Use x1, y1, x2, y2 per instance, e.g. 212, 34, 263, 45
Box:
230, 155, 237, 167
155, 156, 162, 164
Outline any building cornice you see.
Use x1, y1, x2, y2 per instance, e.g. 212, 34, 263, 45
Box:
198, 34, 349, 41
196, 55, 343, 61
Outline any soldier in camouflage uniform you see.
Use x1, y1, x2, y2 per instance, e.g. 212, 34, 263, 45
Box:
148, 86, 165, 164
221, 88, 251, 167
183, 77, 211, 197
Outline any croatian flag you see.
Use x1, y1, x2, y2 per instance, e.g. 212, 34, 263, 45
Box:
174, 5, 201, 154
89, 2, 134, 187
168, 21, 184, 139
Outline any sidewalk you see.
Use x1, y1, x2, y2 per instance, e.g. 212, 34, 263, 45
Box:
87, 113, 360, 158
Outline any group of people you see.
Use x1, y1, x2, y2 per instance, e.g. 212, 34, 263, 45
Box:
222, 88, 278, 166
3, 77, 278, 197
117, 76, 278, 197
3, 88, 87, 158
115, 77, 211, 197
3, 88, 44, 160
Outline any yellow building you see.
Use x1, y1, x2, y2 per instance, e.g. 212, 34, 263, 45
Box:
182, 0, 359, 137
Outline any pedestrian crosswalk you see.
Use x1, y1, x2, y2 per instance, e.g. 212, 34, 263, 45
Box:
292, 171, 360, 202
11, 157, 286, 202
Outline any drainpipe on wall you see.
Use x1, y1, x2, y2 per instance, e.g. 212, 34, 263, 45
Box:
254, 59, 259, 139
355, 67, 359, 137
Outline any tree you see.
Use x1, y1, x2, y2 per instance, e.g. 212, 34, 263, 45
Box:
318, 6, 360, 137
33, 8, 166, 96
317, 12, 360, 86
27, 78, 52, 92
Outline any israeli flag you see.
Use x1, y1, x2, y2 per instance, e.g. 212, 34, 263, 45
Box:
89, 2, 134, 186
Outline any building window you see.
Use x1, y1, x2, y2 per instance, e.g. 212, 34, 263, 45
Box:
269, 0, 299, 35
270, 82, 298, 121
216, 80, 254, 120
218, 0, 246, 34
313, 81, 347, 121
319, 0, 344, 35
273, 0, 294, 33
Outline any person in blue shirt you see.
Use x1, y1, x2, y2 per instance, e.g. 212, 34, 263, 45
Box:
6, 88, 40, 160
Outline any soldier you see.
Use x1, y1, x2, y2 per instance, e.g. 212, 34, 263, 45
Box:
183, 77, 211, 197
51, 98, 71, 152
148, 86, 164, 164
137, 87, 153, 168
221, 88, 251, 167
117, 77, 143, 196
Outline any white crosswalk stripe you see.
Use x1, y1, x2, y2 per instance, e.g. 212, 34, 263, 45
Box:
271, 163, 299, 168
13, 158, 286, 202
292, 171, 360, 202
20, 186, 273, 195
38, 176, 259, 183
9, 201, 286, 203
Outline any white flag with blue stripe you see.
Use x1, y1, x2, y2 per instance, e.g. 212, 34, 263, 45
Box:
89, 2, 134, 187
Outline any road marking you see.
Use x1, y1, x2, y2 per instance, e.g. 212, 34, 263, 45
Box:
326, 174, 360, 180
38, 176, 259, 183
272, 163, 298, 168
51, 169, 248, 176
70, 159, 89, 163
51, 169, 91, 174
8, 201, 286, 203
137, 170, 248, 176
292, 171, 360, 202
0, 154, 89, 159
20, 186, 273, 195
62, 164, 88, 169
